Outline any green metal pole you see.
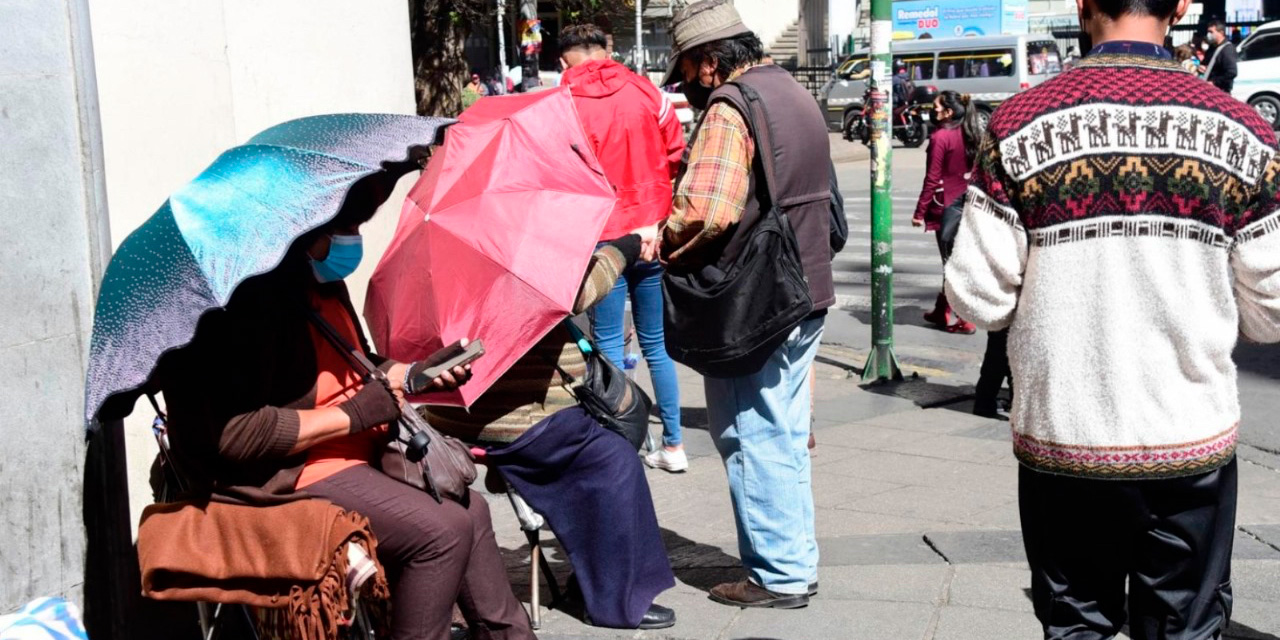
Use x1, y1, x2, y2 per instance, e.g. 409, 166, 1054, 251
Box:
861, 0, 904, 382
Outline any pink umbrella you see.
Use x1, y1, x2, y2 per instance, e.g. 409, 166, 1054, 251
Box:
365, 88, 616, 407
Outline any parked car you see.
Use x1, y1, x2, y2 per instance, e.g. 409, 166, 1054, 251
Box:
819, 34, 1063, 136
1233, 19, 1280, 129
663, 90, 697, 138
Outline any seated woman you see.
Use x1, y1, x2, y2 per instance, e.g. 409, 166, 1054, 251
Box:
158, 174, 535, 640
425, 227, 677, 631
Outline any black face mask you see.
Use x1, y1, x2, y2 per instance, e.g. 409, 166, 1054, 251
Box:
682, 80, 714, 111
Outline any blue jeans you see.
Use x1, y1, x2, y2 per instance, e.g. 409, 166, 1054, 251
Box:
588, 260, 683, 446
704, 316, 823, 594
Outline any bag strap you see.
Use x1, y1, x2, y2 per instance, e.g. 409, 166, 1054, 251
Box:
538, 319, 593, 388
306, 309, 385, 382
712, 81, 781, 215
145, 391, 190, 498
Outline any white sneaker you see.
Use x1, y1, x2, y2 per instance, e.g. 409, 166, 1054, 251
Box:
644, 447, 689, 473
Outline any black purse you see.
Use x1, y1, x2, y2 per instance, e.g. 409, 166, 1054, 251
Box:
662, 82, 814, 378
553, 320, 652, 450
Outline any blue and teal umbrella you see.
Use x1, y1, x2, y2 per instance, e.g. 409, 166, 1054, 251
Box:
84, 113, 453, 429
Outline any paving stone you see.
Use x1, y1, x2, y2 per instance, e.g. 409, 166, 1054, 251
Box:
817, 508, 977, 536
1238, 462, 1280, 499
866, 432, 1012, 466
924, 530, 1027, 564
1231, 560, 1280, 604
1240, 525, 1280, 553
813, 564, 949, 604
813, 391, 920, 425
1235, 528, 1280, 560
932, 605, 1044, 640
812, 472, 903, 510
947, 564, 1036, 613
836, 484, 1017, 525
1225, 596, 1280, 640
807, 422, 935, 452
855, 406, 1004, 436
725, 599, 935, 640
949, 421, 1014, 442
817, 533, 946, 566
814, 447, 1019, 494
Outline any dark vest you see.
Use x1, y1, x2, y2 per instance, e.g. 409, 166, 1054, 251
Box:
708, 65, 835, 311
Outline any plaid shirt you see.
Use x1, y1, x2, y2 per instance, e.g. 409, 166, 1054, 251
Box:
661, 100, 755, 265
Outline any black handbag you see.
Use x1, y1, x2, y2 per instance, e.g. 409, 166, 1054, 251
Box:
939, 191, 966, 260
308, 312, 476, 504
553, 320, 652, 450
662, 82, 814, 378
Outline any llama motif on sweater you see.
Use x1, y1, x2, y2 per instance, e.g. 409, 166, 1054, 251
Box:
945, 53, 1280, 479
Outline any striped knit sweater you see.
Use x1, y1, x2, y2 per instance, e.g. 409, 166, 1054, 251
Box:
422, 240, 637, 444
945, 52, 1280, 480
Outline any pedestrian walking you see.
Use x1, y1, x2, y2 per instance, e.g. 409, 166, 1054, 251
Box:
556, 24, 690, 472
1201, 20, 1238, 92
945, 0, 1280, 634
912, 90, 981, 334
660, 0, 834, 609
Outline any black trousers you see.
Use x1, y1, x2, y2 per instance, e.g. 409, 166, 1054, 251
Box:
1019, 460, 1237, 640
974, 329, 1011, 411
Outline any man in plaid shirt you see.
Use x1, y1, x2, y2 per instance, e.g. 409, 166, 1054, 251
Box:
659, 0, 835, 611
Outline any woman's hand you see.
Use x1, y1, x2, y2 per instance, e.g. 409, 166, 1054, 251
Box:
911, 217, 926, 230
388, 360, 474, 395
631, 223, 660, 262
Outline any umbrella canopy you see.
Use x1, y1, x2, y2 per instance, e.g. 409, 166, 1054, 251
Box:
365, 88, 616, 407
85, 114, 453, 429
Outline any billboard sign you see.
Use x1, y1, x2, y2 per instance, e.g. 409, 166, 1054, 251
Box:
892, 0, 1029, 40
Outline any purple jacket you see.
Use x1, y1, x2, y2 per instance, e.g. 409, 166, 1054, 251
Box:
913, 124, 972, 231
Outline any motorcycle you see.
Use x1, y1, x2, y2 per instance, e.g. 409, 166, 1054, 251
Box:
845, 84, 937, 148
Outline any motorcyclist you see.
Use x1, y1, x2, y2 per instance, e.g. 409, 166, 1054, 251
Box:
892, 61, 913, 108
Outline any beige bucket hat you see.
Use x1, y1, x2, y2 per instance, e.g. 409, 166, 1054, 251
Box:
661, 0, 753, 87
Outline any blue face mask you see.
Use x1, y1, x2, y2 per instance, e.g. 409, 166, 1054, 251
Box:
310, 234, 363, 283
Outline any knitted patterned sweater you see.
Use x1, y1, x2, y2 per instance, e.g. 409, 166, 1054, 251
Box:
945, 52, 1280, 480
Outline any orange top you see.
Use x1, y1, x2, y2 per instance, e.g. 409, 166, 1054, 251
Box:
295, 292, 390, 490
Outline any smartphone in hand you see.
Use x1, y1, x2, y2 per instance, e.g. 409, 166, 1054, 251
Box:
410, 339, 485, 392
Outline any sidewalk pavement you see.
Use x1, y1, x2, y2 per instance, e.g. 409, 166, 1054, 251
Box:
480, 311, 1280, 640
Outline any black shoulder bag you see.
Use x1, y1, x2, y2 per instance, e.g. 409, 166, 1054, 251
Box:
662, 82, 814, 378
550, 320, 652, 451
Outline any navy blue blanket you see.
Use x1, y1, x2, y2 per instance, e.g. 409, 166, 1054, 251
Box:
486, 407, 674, 628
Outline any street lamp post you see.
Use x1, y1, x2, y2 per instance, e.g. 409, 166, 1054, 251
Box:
635, 0, 644, 72
497, 0, 508, 94
861, 0, 904, 382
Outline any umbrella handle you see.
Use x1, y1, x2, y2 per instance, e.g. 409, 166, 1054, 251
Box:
569, 143, 606, 177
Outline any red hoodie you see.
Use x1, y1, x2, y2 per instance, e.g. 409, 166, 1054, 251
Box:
561, 59, 685, 242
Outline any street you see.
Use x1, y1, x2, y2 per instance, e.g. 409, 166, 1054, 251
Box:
482, 140, 1280, 640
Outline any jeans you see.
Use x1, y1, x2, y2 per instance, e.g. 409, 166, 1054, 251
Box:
588, 259, 683, 446
704, 316, 824, 594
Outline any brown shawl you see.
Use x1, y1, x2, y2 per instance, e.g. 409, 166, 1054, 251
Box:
138, 499, 389, 640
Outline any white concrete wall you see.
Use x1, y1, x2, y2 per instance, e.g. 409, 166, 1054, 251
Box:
89, 0, 419, 530
735, 0, 800, 51
0, 0, 109, 611
831, 0, 861, 49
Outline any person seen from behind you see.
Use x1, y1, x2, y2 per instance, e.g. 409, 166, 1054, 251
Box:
912, 90, 981, 335
556, 24, 690, 472
945, 0, 1280, 634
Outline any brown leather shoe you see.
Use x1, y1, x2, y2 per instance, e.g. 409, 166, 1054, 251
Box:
709, 579, 809, 609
